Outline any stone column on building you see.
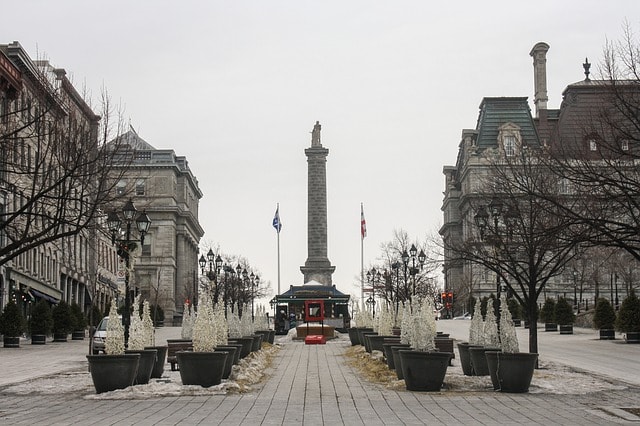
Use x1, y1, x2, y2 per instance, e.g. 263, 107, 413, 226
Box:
300, 121, 336, 285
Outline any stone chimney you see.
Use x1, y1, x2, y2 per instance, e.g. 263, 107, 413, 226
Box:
530, 42, 550, 118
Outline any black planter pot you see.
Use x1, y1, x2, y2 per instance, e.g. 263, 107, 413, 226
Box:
559, 324, 573, 335
599, 329, 615, 340
368, 335, 395, 353
347, 328, 360, 346
255, 330, 273, 345
391, 345, 412, 379
87, 354, 140, 394
362, 332, 378, 353
214, 348, 234, 379
399, 350, 452, 392
125, 349, 157, 385
72, 330, 85, 340
217, 345, 241, 365
513, 319, 522, 327
3, 336, 20, 348
31, 334, 47, 345
249, 334, 263, 352
176, 351, 228, 387
228, 337, 253, 358
145, 345, 168, 378
382, 342, 400, 369
355, 328, 374, 347
544, 323, 558, 332
485, 351, 538, 393
625, 331, 640, 343
468, 346, 499, 376
457, 342, 482, 376
53, 332, 68, 342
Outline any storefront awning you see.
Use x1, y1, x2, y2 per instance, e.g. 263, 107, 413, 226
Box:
29, 289, 60, 304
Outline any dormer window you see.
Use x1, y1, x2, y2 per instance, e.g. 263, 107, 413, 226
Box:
622, 140, 629, 151
589, 139, 597, 151
498, 123, 522, 158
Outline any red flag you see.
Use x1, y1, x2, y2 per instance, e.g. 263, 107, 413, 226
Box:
361, 203, 367, 239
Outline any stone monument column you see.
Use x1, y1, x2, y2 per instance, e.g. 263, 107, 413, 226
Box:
300, 121, 335, 285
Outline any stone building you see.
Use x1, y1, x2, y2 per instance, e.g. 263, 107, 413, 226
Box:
0, 42, 118, 316
440, 42, 640, 315
107, 130, 203, 323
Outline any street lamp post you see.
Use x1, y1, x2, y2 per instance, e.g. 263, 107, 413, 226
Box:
198, 249, 223, 305
366, 268, 377, 317
572, 271, 579, 313
614, 273, 619, 310
249, 271, 259, 321
391, 261, 401, 321
107, 199, 151, 349
401, 249, 410, 304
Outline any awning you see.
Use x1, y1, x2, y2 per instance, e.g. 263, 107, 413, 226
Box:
29, 289, 60, 304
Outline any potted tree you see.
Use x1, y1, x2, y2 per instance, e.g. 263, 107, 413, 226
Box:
0, 300, 25, 348
70, 302, 87, 340
86, 304, 141, 393
615, 289, 640, 343
554, 297, 575, 335
52, 301, 73, 342
485, 295, 538, 393
29, 300, 53, 344
593, 298, 616, 340
125, 296, 157, 385
457, 298, 484, 376
540, 298, 557, 331
176, 291, 229, 387
468, 300, 501, 377
398, 298, 452, 391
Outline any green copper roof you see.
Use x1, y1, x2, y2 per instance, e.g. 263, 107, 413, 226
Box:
475, 97, 540, 148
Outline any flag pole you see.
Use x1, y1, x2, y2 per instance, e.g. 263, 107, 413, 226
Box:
277, 225, 281, 295
360, 202, 365, 304
275, 203, 281, 295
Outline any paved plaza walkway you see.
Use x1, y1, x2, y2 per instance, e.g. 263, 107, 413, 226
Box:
0, 327, 639, 425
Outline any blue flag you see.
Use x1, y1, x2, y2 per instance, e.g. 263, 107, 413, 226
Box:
272, 205, 282, 233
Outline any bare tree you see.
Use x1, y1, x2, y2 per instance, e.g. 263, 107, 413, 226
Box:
0, 56, 132, 266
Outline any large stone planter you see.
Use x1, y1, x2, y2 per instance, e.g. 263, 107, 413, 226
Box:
176, 351, 228, 388
249, 334, 263, 352
3, 336, 20, 348
31, 334, 47, 345
457, 342, 482, 376
625, 331, 640, 343
399, 350, 452, 391
368, 335, 395, 353
468, 346, 499, 376
362, 332, 378, 353
255, 330, 274, 345
214, 348, 235, 379
87, 354, 140, 394
355, 328, 374, 346
384, 343, 410, 370
53, 332, 68, 342
72, 330, 85, 340
485, 351, 538, 393
217, 345, 241, 365
347, 328, 360, 346
559, 324, 573, 335
228, 337, 253, 358
145, 345, 168, 378
125, 349, 157, 385
391, 345, 412, 379
544, 323, 558, 332
599, 329, 615, 340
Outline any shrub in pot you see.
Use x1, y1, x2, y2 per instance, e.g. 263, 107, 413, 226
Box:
615, 289, 640, 343
52, 301, 74, 342
70, 302, 87, 340
0, 300, 26, 347
593, 298, 616, 340
507, 297, 522, 327
540, 298, 557, 331
458, 298, 484, 376
554, 297, 575, 335
29, 300, 53, 344
469, 298, 500, 377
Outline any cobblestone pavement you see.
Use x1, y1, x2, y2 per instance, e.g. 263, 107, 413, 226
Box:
0, 331, 639, 425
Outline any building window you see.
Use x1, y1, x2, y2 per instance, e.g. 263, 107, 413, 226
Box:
622, 140, 629, 151
141, 233, 151, 256
504, 135, 516, 157
116, 180, 127, 196
135, 179, 146, 196
589, 139, 597, 151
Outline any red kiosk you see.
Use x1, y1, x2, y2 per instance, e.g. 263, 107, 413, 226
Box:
304, 300, 327, 345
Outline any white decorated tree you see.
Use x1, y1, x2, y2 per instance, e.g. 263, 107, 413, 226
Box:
142, 300, 155, 347
213, 302, 228, 346
483, 300, 501, 348
376, 303, 394, 336
192, 291, 217, 352
228, 304, 242, 339
181, 302, 193, 340
469, 298, 484, 345
104, 304, 124, 355
411, 297, 437, 352
128, 295, 146, 350
240, 303, 254, 336
499, 295, 519, 353
400, 304, 411, 345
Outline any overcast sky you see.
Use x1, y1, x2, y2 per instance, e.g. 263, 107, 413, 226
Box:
4, 1, 639, 304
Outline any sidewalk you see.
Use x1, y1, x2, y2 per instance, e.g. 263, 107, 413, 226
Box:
0, 328, 639, 425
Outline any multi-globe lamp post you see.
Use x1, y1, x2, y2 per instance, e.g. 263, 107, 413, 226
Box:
107, 198, 151, 348
199, 248, 223, 305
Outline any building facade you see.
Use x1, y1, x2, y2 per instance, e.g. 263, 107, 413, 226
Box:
440, 42, 639, 316
108, 130, 203, 323
0, 42, 118, 317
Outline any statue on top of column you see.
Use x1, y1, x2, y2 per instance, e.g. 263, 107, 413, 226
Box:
311, 121, 321, 147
